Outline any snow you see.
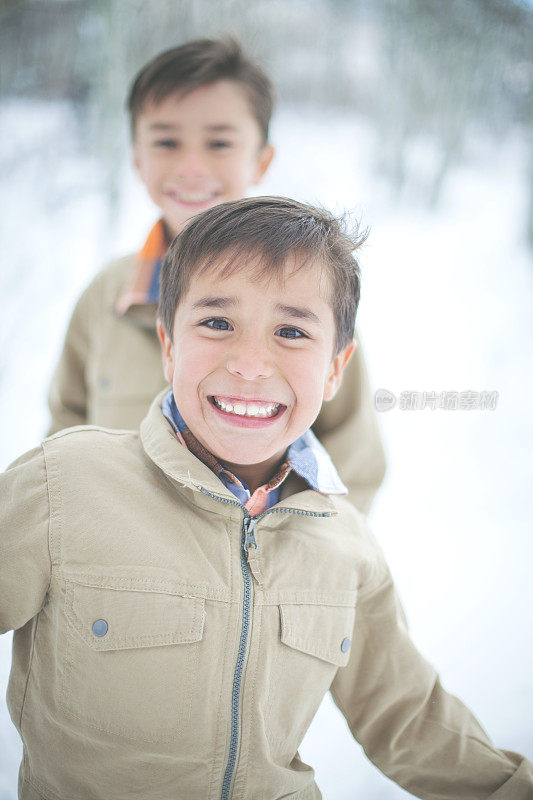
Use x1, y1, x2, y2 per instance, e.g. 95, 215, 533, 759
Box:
0, 99, 531, 798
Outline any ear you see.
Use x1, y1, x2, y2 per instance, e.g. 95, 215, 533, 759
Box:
157, 320, 175, 384
323, 342, 356, 402
252, 143, 275, 185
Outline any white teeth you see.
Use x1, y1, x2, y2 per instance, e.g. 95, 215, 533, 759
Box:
177, 191, 213, 203
213, 397, 280, 418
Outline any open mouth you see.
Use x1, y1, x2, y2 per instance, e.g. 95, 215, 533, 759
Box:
209, 395, 285, 420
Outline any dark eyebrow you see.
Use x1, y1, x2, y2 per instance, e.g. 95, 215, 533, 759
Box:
148, 123, 177, 132
275, 304, 321, 325
191, 298, 321, 324
204, 124, 238, 133
192, 296, 238, 311
147, 123, 237, 133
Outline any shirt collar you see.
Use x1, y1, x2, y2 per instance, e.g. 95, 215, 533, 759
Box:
161, 390, 347, 497
115, 219, 169, 315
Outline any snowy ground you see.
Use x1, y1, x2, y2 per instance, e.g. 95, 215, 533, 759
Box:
0, 100, 531, 799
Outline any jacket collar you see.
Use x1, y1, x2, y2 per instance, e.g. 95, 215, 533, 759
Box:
115, 220, 168, 317
140, 391, 339, 516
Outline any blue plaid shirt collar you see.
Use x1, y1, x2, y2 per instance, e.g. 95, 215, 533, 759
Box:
161, 390, 347, 501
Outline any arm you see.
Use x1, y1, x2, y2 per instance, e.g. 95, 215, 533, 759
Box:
312, 336, 386, 513
47, 275, 100, 434
331, 542, 533, 799
0, 446, 52, 634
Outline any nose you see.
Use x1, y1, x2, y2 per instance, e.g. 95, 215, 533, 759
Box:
226, 337, 274, 381
174, 146, 209, 180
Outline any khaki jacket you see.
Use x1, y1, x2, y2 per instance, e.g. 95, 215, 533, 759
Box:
47, 254, 386, 513
1, 394, 531, 800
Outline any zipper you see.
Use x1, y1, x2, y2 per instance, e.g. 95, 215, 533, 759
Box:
243, 514, 258, 552
198, 487, 332, 800
220, 512, 255, 800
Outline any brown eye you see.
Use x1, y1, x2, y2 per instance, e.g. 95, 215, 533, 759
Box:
155, 139, 178, 149
276, 327, 306, 339
202, 318, 233, 331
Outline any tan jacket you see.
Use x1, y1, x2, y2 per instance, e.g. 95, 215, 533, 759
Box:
1, 394, 531, 800
47, 254, 386, 512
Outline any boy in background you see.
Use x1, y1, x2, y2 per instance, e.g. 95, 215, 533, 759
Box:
47, 38, 385, 512
2, 197, 531, 799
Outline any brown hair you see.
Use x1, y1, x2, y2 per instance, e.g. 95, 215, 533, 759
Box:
127, 38, 274, 144
159, 196, 366, 356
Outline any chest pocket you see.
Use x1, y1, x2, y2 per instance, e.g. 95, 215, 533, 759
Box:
265, 598, 356, 762
60, 577, 205, 743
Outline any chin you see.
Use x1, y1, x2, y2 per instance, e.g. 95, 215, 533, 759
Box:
218, 451, 267, 466
216, 446, 279, 467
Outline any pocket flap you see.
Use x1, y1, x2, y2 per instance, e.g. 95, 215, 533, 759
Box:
279, 603, 356, 667
65, 582, 205, 652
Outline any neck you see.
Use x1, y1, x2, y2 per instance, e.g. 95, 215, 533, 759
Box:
220, 454, 284, 495
161, 219, 177, 246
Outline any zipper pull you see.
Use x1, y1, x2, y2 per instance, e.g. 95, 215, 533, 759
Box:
243, 516, 258, 553
243, 514, 264, 586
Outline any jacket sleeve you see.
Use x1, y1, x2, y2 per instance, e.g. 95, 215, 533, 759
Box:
330, 546, 533, 799
312, 337, 386, 514
0, 446, 52, 634
47, 275, 100, 434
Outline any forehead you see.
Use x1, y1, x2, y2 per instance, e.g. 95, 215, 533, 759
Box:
134, 80, 260, 135
183, 252, 333, 310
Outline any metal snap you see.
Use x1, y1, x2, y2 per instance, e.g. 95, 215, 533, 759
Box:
92, 619, 108, 637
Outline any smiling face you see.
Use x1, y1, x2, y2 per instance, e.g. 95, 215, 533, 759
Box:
158, 256, 354, 493
133, 80, 274, 238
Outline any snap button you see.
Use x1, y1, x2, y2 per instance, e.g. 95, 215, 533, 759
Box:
340, 637, 351, 653
92, 619, 108, 637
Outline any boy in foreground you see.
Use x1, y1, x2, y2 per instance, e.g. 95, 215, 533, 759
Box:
1, 197, 531, 799
47, 38, 385, 513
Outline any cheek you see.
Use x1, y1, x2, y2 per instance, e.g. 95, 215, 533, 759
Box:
285, 354, 326, 411
139, 157, 164, 187
171, 337, 220, 398
220, 155, 257, 190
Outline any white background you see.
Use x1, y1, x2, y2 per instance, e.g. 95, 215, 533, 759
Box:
0, 100, 532, 798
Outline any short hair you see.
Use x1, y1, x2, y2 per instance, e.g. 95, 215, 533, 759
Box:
159, 197, 366, 356
127, 38, 274, 144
